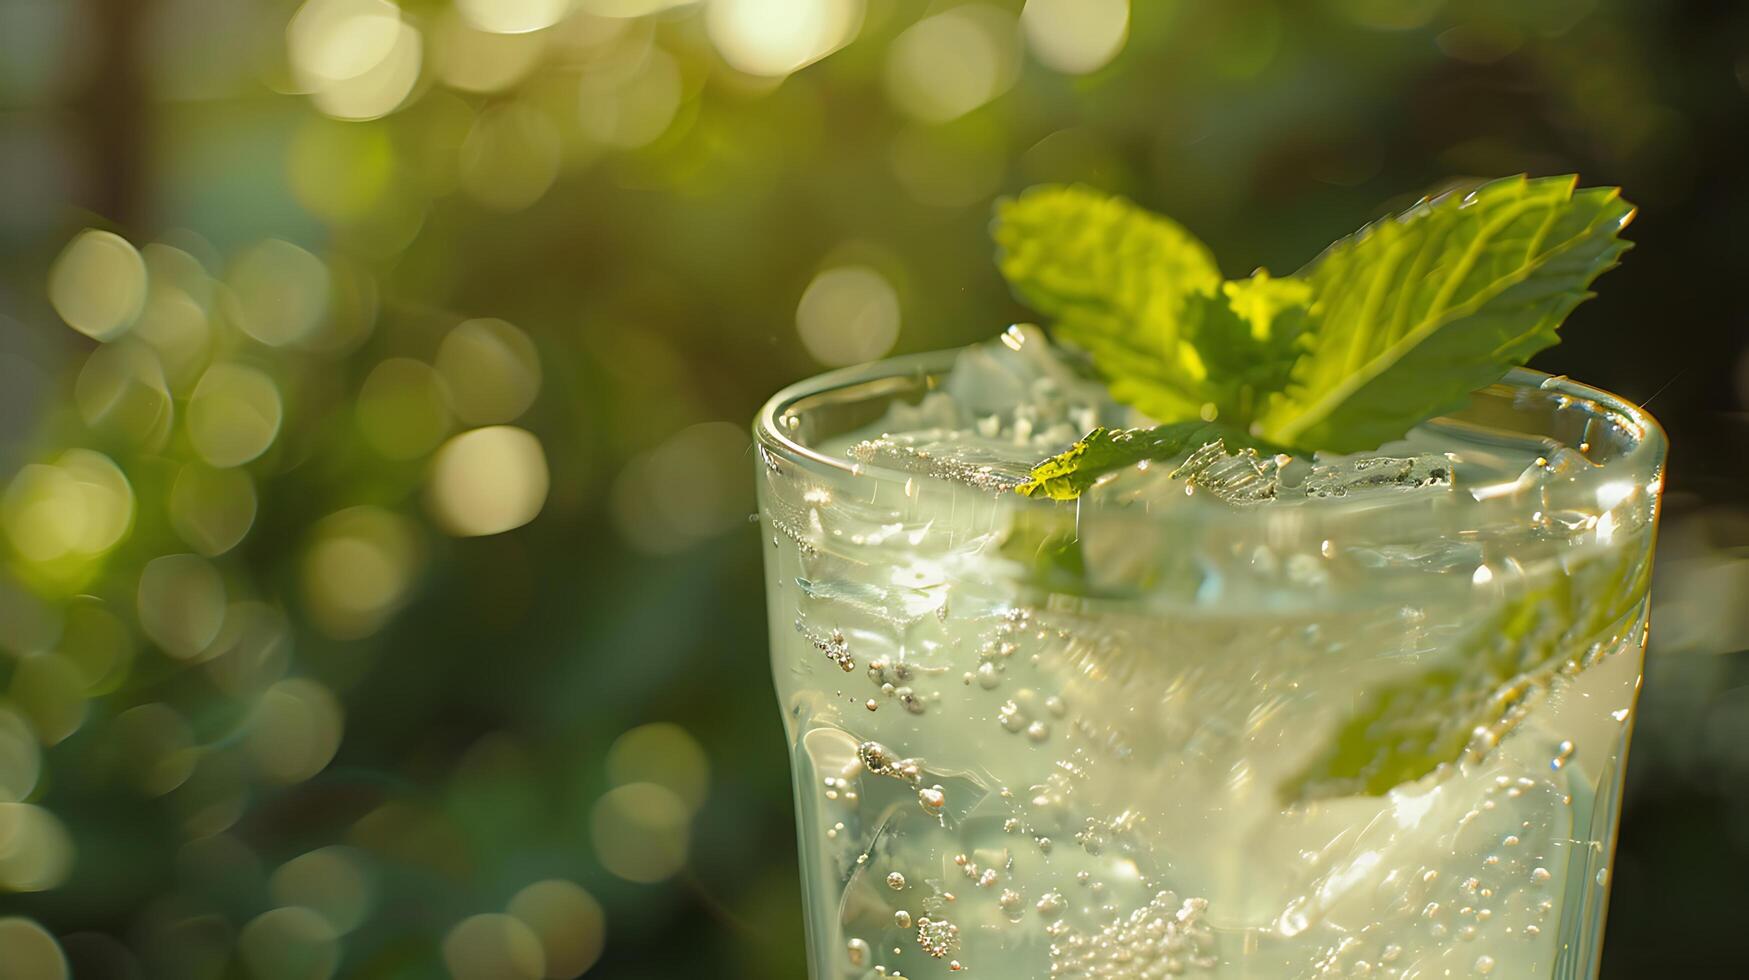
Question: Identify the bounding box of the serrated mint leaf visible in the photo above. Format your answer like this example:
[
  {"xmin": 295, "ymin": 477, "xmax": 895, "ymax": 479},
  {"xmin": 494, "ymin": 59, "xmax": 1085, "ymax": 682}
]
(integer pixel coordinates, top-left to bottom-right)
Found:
[
  {"xmin": 1282, "ymin": 539, "xmax": 1652, "ymax": 801},
  {"xmin": 1254, "ymin": 175, "xmax": 1636, "ymax": 452},
  {"xmin": 994, "ymin": 185, "xmax": 1225, "ymax": 422},
  {"xmin": 1014, "ymin": 422, "xmax": 1271, "ymax": 501}
]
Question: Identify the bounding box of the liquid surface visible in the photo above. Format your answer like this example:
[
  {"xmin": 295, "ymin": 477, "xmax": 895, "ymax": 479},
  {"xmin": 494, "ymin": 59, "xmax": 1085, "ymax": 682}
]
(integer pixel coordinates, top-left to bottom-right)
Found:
[{"xmin": 758, "ymin": 331, "xmax": 1657, "ymax": 979}]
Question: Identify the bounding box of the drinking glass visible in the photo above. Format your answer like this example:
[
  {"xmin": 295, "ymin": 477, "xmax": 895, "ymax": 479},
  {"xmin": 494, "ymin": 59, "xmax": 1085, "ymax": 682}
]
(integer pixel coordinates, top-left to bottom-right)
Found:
[{"xmin": 755, "ymin": 352, "xmax": 1664, "ymax": 979}]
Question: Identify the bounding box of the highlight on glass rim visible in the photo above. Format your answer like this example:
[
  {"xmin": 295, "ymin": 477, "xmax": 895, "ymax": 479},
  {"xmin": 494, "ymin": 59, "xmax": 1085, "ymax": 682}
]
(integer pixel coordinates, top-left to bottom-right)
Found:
[{"xmin": 0, "ymin": 3, "xmax": 1744, "ymax": 979}]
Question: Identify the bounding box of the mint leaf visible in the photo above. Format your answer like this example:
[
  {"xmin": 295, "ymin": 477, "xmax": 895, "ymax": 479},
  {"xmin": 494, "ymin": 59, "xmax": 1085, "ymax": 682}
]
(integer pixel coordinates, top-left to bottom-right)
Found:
[
  {"xmin": 1254, "ymin": 175, "xmax": 1636, "ymax": 452},
  {"xmin": 1282, "ymin": 539, "xmax": 1653, "ymax": 801},
  {"xmin": 994, "ymin": 185, "xmax": 1224, "ymax": 422},
  {"xmin": 1015, "ymin": 422, "xmax": 1274, "ymax": 501}
]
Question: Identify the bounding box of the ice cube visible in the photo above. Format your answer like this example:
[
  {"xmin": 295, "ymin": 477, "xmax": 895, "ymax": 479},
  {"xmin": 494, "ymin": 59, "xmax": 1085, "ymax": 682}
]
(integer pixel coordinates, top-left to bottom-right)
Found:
[
  {"xmin": 846, "ymin": 431, "xmax": 1035, "ymax": 494},
  {"xmin": 1171, "ymin": 440, "xmax": 1282, "ymax": 506},
  {"xmin": 1303, "ymin": 453, "xmax": 1454, "ymax": 499}
]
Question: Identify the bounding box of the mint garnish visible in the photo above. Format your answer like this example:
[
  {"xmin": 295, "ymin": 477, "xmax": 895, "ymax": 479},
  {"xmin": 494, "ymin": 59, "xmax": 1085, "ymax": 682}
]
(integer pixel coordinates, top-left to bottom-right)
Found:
[
  {"xmin": 1283, "ymin": 538, "xmax": 1653, "ymax": 801},
  {"xmin": 996, "ymin": 175, "xmax": 1635, "ymax": 498}
]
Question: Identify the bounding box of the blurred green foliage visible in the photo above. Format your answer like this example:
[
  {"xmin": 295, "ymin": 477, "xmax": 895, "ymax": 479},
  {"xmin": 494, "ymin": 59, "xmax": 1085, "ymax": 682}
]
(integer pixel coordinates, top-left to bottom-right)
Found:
[{"xmin": 0, "ymin": 0, "xmax": 1746, "ymax": 977}]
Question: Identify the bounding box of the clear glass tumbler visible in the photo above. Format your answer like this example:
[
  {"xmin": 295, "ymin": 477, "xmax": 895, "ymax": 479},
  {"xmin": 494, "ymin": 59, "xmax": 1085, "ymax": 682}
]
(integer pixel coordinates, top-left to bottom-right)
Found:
[{"xmin": 755, "ymin": 352, "xmax": 1664, "ymax": 980}]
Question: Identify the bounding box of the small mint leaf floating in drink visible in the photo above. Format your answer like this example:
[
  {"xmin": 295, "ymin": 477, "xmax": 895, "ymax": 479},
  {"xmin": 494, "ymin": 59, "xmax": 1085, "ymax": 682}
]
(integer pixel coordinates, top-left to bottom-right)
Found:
[
  {"xmin": 995, "ymin": 175, "xmax": 1635, "ymax": 497},
  {"xmin": 1014, "ymin": 422, "xmax": 1280, "ymax": 501},
  {"xmin": 1281, "ymin": 537, "xmax": 1654, "ymax": 802}
]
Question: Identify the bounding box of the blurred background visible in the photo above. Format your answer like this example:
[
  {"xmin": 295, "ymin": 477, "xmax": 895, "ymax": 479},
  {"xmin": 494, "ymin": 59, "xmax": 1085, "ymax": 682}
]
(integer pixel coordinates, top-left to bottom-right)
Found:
[{"xmin": 0, "ymin": 0, "xmax": 1745, "ymax": 976}]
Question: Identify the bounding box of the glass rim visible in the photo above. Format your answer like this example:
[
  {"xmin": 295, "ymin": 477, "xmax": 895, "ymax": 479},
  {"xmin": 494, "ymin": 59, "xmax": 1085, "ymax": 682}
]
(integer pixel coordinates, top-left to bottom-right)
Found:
[{"xmin": 753, "ymin": 348, "xmax": 1667, "ymax": 520}]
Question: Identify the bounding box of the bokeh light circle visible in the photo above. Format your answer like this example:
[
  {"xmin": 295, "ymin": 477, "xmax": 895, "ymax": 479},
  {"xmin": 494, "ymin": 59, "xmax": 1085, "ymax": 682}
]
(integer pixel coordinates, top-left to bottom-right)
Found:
[
  {"xmin": 225, "ymin": 240, "xmax": 331, "ymax": 347},
  {"xmin": 705, "ymin": 0, "xmax": 864, "ymax": 79},
  {"xmin": 270, "ymin": 847, "xmax": 376, "ymax": 935},
  {"xmin": 1, "ymin": 450, "xmax": 133, "ymax": 564},
  {"xmin": 461, "ymin": 104, "xmax": 562, "ymax": 211},
  {"xmin": 591, "ymin": 782, "xmax": 690, "ymax": 883},
  {"xmin": 170, "ymin": 464, "xmax": 258, "ymax": 556},
  {"xmin": 506, "ymin": 880, "xmax": 606, "ymax": 979},
  {"xmin": 0, "ymin": 709, "xmax": 40, "ymax": 803},
  {"xmin": 59, "ymin": 597, "xmax": 135, "ymax": 695},
  {"xmin": 0, "ymin": 804, "xmax": 76, "ymax": 891},
  {"xmin": 610, "ymin": 421, "xmax": 754, "ymax": 554},
  {"xmin": 137, "ymin": 554, "xmax": 227, "ymax": 660},
  {"xmin": 0, "ymin": 918, "xmax": 69, "ymax": 980},
  {"xmin": 74, "ymin": 341, "xmax": 174, "ymax": 450},
  {"xmin": 245, "ymin": 678, "xmax": 344, "ymax": 784},
  {"xmin": 435, "ymin": 318, "xmax": 542, "ymax": 425},
  {"xmin": 427, "ymin": 427, "xmax": 550, "ymax": 537},
  {"xmin": 303, "ymin": 506, "xmax": 422, "ymax": 639},
  {"xmin": 112, "ymin": 703, "xmax": 198, "ymax": 797},
  {"xmin": 606, "ymin": 723, "xmax": 710, "ymax": 812},
  {"xmin": 238, "ymin": 906, "xmax": 340, "ymax": 980},
  {"xmin": 456, "ymin": 0, "xmax": 569, "ymax": 35},
  {"xmin": 357, "ymin": 358, "xmax": 453, "ymax": 460},
  {"xmin": 187, "ymin": 363, "xmax": 283, "ymax": 468},
  {"xmin": 442, "ymin": 913, "xmax": 546, "ymax": 980},
  {"xmin": 1021, "ymin": 0, "xmax": 1129, "ymax": 75},
  {"xmin": 795, "ymin": 264, "xmax": 901, "ymax": 367},
  {"xmin": 9, "ymin": 654, "xmax": 88, "ymax": 745},
  {"xmin": 884, "ymin": 5, "xmax": 1020, "ymax": 122},
  {"xmin": 48, "ymin": 229, "xmax": 146, "ymax": 342}
]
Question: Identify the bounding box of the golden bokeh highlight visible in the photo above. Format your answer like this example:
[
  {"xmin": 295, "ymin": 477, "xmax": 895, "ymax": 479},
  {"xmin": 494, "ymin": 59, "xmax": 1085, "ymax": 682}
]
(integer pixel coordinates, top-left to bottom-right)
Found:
[
  {"xmin": 137, "ymin": 553, "xmax": 227, "ymax": 660},
  {"xmin": 442, "ymin": 913, "xmax": 546, "ymax": 980},
  {"xmin": 884, "ymin": 4, "xmax": 1020, "ymax": 123},
  {"xmin": 457, "ymin": 0, "xmax": 570, "ymax": 35},
  {"xmin": 591, "ymin": 782, "xmax": 690, "ymax": 883},
  {"xmin": 74, "ymin": 341, "xmax": 174, "ymax": 450},
  {"xmin": 890, "ymin": 120, "xmax": 1006, "ymax": 208},
  {"xmin": 506, "ymin": 880, "xmax": 606, "ymax": 979},
  {"xmin": 436, "ymin": 13, "xmax": 549, "ymax": 93},
  {"xmin": 705, "ymin": 0, "xmax": 863, "ymax": 79},
  {"xmin": 111, "ymin": 703, "xmax": 198, "ymax": 797},
  {"xmin": 238, "ymin": 906, "xmax": 340, "ymax": 980},
  {"xmin": 357, "ymin": 357, "xmax": 454, "ymax": 460},
  {"xmin": 795, "ymin": 264, "xmax": 901, "ymax": 367},
  {"xmin": 1021, "ymin": 0, "xmax": 1129, "ymax": 75},
  {"xmin": 0, "ymin": 803, "xmax": 76, "ymax": 891},
  {"xmin": 187, "ymin": 363, "xmax": 283, "ymax": 468},
  {"xmin": 9, "ymin": 653, "xmax": 88, "ymax": 745},
  {"xmin": 174, "ymin": 750, "xmax": 250, "ymax": 839},
  {"xmin": 0, "ymin": 918, "xmax": 68, "ymax": 980},
  {"xmin": 288, "ymin": 0, "xmax": 424, "ymax": 121},
  {"xmin": 225, "ymin": 239, "xmax": 331, "ymax": 347},
  {"xmin": 58, "ymin": 597, "xmax": 135, "ymax": 695},
  {"xmin": 0, "ymin": 709, "xmax": 40, "ymax": 803},
  {"xmin": 131, "ymin": 279, "xmax": 212, "ymax": 388},
  {"xmin": 577, "ymin": 48, "xmax": 683, "ymax": 149},
  {"xmin": 427, "ymin": 427, "xmax": 550, "ymax": 537},
  {"xmin": 461, "ymin": 103, "xmax": 563, "ymax": 211},
  {"xmin": 610, "ymin": 421, "xmax": 753, "ymax": 554},
  {"xmin": 204, "ymin": 601, "xmax": 293, "ymax": 698},
  {"xmin": 1, "ymin": 450, "xmax": 133, "ymax": 565},
  {"xmin": 435, "ymin": 318, "xmax": 542, "ymax": 425},
  {"xmin": 48, "ymin": 229, "xmax": 147, "ymax": 341},
  {"xmin": 170, "ymin": 464, "xmax": 258, "ymax": 556},
  {"xmin": 606, "ymin": 723, "xmax": 709, "ymax": 812},
  {"xmin": 270, "ymin": 846, "xmax": 376, "ymax": 934},
  {"xmin": 245, "ymin": 678, "xmax": 344, "ymax": 784},
  {"xmin": 302, "ymin": 506, "xmax": 422, "ymax": 639}
]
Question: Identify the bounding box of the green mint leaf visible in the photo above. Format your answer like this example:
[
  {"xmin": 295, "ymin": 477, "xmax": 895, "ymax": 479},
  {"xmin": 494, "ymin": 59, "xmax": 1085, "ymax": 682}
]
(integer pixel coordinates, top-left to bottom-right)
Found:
[
  {"xmin": 1282, "ymin": 540, "xmax": 1652, "ymax": 801},
  {"xmin": 1254, "ymin": 174, "xmax": 1636, "ymax": 452},
  {"xmin": 1014, "ymin": 422, "xmax": 1272, "ymax": 500},
  {"xmin": 994, "ymin": 185, "xmax": 1225, "ymax": 422}
]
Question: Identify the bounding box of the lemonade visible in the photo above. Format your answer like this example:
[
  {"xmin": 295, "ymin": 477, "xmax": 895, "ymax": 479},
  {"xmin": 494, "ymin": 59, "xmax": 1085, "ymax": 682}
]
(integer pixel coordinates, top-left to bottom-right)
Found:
[{"xmin": 755, "ymin": 329, "xmax": 1663, "ymax": 979}]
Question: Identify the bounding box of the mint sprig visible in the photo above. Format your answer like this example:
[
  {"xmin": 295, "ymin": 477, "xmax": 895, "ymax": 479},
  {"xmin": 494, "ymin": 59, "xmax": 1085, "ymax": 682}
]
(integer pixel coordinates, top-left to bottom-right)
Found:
[{"xmin": 996, "ymin": 176, "xmax": 1635, "ymax": 498}]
